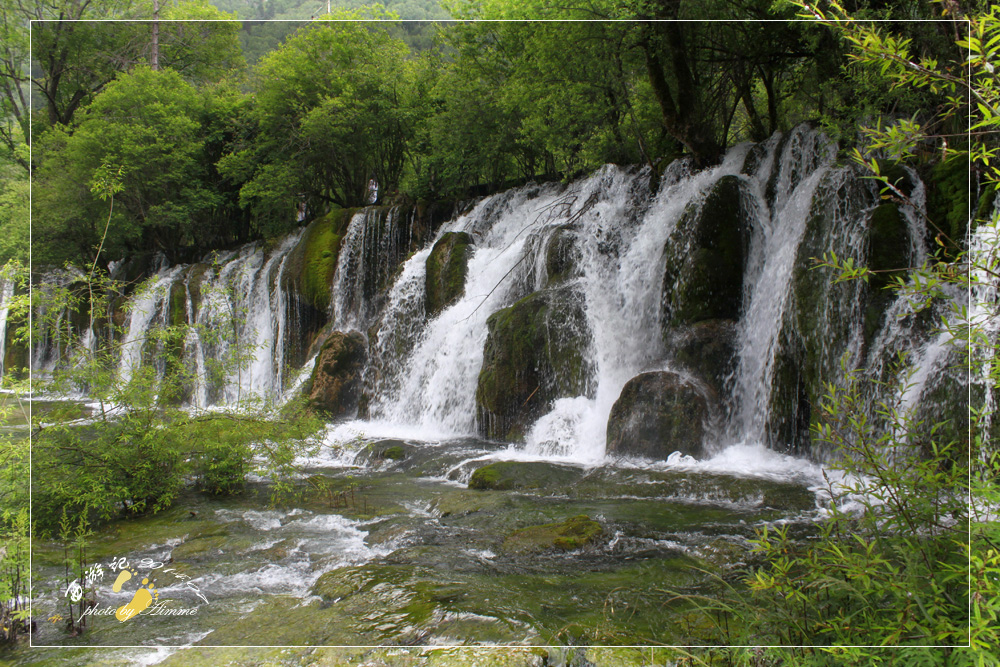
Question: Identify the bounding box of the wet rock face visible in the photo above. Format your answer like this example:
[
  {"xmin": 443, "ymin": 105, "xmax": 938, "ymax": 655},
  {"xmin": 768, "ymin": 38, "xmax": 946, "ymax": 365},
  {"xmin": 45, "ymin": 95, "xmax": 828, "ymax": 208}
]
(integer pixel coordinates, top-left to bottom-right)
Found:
[
  {"xmin": 606, "ymin": 371, "xmax": 710, "ymax": 460},
  {"xmin": 661, "ymin": 174, "xmax": 753, "ymax": 330},
  {"xmin": 543, "ymin": 225, "xmax": 581, "ymax": 286},
  {"xmin": 669, "ymin": 319, "xmax": 738, "ymax": 398},
  {"xmin": 467, "ymin": 461, "xmax": 584, "ymax": 491},
  {"xmin": 501, "ymin": 515, "xmax": 603, "ymax": 555},
  {"xmin": 425, "ymin": 231, "xmax": 474, "ymax": 317},
  {"xmin": 475, "ymin": 287, "xmax": 595, "ymax": 442},
  {"xmin": 306, "ymin": 331, "xmax": 368, "ymax": 418}
]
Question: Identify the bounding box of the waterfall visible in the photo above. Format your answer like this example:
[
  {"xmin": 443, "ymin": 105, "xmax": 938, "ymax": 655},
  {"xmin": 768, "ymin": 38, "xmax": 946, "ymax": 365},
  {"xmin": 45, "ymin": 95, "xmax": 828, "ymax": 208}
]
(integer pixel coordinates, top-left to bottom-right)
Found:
[
  {"xmin": 118, "ymin": 265, "xmax": 185, "ymax": 387},
  {"xmin": 188, "ymin": 231, "xmax": 303, "ymax": 406},
  {"xmin": 13, "ymin": 125, "xmax": 965, "ymax": 463},
  {"xmin": 971, "ymin": 198, "xmax": 1000, "ymax": 452},
  {"xmin": 729, "ymin": 128, "xmax": 837, "ymax": 445},
  {"xmin": 369, "ymin": 184, "xmax": 569, "ymax": 437},
  {"xmin": 331, "ymin": 206, "xmax": 412, "ymax": 331},
  {"xmin": 0, "ymin": 274, "xmax": 13, "ymax": 378}
]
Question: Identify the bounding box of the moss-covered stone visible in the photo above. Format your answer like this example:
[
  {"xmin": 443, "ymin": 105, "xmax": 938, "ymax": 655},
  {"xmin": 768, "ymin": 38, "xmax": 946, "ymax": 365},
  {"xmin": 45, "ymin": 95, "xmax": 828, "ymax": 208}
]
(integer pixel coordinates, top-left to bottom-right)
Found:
[
  {"xmin": 543, "ymin": 225, "xmax": 580, "ymax": 286},
  {"xmin": 306, "ymin": 330, "xmax": 368, "ymax": 418},
  {"xmin": 475, "ymin": 288, "xmax": 594, "ymax": 441},
  {"xmin": 864, "ymin": 201, "xmax": 911, "ymax": 344},
  {"xmin": 185, "ymin": 263, "xmax": 210, "ymax": 319},
  {"xmin": 467, "ymin": 461, "xmax": 584, "ymax": 491},
  {"xmin": 661, "ymin": 175, "xmax": 752, "ymax": 331},
  {"xmin": 288, "ymin": 209, "xmax": 352, "ymax": 312},
  {"xmin": 606, "ymin": 371, "xmax": 711, "ymax": 460},
  {"xmin": 425, "ymin": 231, "xmax": 474, "ymax": 317},
  {"xmin": 783, "ymin": 171, "xmax": 876, "ymax": 455},
  {"xmin": 925, "ymin": 155, "xmax": 971, "ymax": 257},
  {"xmin": 501, "ymin": 514, "xmax": 603, "ymax": 554},
  {"xmin": 425, "ymin": 647, "xmax": 548, "ymax": 667},
  {"xmin": 360, "ymin": 439, "xmax": 409, "ymax": 463},
  {"xmin": 669, "ymin": 319, "xmax": 737, "ymax": 397}
]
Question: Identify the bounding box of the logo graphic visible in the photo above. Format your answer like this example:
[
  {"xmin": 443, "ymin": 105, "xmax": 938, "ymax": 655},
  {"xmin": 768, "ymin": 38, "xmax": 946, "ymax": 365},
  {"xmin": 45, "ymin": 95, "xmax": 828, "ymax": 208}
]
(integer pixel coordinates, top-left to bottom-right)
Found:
[
  {"xmin": 62, "ymin": 555, "xmax": 206, "ymax": 625},
  {"xmin": 111, "ymin": 568, "xmax": 159, "ymax": 622}
]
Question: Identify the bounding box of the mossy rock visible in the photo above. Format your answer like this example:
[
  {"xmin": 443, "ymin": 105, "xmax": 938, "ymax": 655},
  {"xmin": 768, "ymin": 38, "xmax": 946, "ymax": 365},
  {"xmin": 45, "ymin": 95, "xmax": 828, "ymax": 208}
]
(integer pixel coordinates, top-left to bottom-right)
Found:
[
  {"xmin": 786, "ymin": 170, "xmax": 877, "ymax": 453},
  {"xmin": 359, "ymin": 439, "xmax": 410, "ymax": 463},
  {"xmin": 169, "ymin": 533, "xmax": 230, "ymax": 563},
  {"xmin": 606, "ymin": 371, "xmax": 711, "ymax": 460},
  {"xmin": 467, "ymin": 460, "xmax": 584, "ymax": 491},
  {"xmin": 669, "ymin": 319, "xmax": 737, "ymax": 397},
  {"xmin": 868, "ymin": 202, "xmax": 910, "ymax": 287},
  {"xmin": 184, "ymin": 263, "xmax": 210, "ymax": 318},
  {"xmin": 865, "ymin": 201, "xmax": 910, "ymax": 344},
  {"xmin": 762, "ymin": 324, "xmax": 812, "ymax": 456},
  {"xmin": 925, "ymin": 155, "xmax": 971, "ymax": 257},
  {"xmin": 286, "ymin": 209, "xmax": 353, "ymax": 312},
  {"xmin": 501, "ymin": 515, "xmax": 603, "ymax": 555},
  {"xmin": 544, "ymin": 225, "xmax": 581, "ymax": 285},
  {"xmin": 661, "ymin": 175, "xmax": 752, "ymax": 331},
  {"xmin": 425, "ymin": 647, "xmax": 548, "ymax": 667},
  {"xmin": 475, "ymin": 288, "xmax": 594, "ymax": 441},
  {"xmin": 425, "ymin": 231, "xmax": 474, "ymax": 317},
  {"xmin": 306, "ymin": 330, "xmax": 368, "ymax": 418},
  {"xmin": 168, "ymin": 279, "xmax": 188, "ymax": 327}
]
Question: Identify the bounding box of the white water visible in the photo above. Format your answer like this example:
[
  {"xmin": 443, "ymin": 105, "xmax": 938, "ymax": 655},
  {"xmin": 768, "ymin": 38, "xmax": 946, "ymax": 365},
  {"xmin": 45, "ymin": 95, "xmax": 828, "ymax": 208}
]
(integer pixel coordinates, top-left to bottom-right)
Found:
[
  {"xmin": 18, "ymin": 126, "xmax": 959, "ymax": 466},
  {"xmin": 0, "ymin": 274, "xmax": 13, "ymax": 377},
  {"xmin": 730, "ymin": 129, "xmax": 837, "ymax": 444}
]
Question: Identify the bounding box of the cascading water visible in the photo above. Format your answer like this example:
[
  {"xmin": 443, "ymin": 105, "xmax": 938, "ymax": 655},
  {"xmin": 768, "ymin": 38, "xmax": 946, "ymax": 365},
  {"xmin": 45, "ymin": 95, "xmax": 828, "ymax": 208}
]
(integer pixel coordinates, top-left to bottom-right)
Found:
[
  {"xmin": 186, "ymin": 231, "xmax": 303, "ymax": 406},
  {"xmin": 368, "ymin": 184, "xmax": 572, "ymax": 437},
  {"xmin": 118, "ymin": 265, "xmax": 186, "ymax": 387},
  {"xmin": 729, "ymin": 129, "xmax": 838, "ymax": 445},
  {"xmin": 0, "ymin": 274, "xmax": 13, "ymax": 377},
  {"xmin": 15, "ymin": 126, "xmax": 955, "ymax": 463},
  {"xmin": 331, "ymin": 206, "xmax": 412, "ymax": 331},
  {"xmin": 971, "ymin": 200, "xmax": 1000, "ymax": 449}
]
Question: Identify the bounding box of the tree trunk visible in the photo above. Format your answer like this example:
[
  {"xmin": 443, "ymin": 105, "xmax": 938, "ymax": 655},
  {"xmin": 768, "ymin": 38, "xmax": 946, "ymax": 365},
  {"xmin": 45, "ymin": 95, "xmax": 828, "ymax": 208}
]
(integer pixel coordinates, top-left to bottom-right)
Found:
[{"xmin": 152, "ymin": 0, "xmax": 160, "ymax": 71}]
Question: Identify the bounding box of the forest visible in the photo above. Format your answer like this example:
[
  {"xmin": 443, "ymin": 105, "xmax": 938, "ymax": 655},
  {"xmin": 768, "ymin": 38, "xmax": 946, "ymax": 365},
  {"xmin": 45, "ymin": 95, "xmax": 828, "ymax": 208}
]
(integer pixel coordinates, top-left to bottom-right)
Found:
[{"xmin": 0, "ymin": 0, "xmax": 997, "ymax": 664}]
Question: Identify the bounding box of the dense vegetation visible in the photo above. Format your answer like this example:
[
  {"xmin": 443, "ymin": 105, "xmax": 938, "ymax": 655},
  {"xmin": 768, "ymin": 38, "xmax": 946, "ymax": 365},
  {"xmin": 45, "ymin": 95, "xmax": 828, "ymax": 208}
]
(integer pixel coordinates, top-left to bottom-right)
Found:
[
  {"xmin": 0, "ymin": 0, "xmax": 996, "ymax": 661},
  {"xmin": 0, "ymin": 0, "xmax": 983, "ymax": 267}
]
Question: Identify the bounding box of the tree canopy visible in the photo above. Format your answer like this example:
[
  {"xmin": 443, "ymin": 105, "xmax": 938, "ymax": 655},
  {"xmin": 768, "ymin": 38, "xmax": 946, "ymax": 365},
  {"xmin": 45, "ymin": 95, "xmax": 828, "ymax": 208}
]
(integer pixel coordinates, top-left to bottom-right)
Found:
[{"xmin": 0, "ymin": 0, "xmax": 988, "ymax": 266}]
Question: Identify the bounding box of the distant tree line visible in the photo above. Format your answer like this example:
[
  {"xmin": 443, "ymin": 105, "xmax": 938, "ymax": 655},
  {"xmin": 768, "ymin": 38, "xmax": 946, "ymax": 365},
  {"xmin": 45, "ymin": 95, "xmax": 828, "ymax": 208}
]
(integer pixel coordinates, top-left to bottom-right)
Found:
[{"xmin": 0, "ymin": 0, "xmax": 985, "ymax": 267}]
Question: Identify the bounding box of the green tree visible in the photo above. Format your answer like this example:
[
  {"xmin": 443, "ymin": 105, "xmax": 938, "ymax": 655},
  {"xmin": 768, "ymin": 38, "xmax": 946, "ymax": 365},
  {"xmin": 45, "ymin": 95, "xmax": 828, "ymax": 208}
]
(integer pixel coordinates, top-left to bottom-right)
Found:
[
  {"xmin": 32, "ymin": 66, "xmax": 244, "ymax": 264},
  {"xmin": 0, "ymin": 0, "xmax": 241, "ymax": 159},
  {"xmin": 221, "ymin": 10, "xmax": 413, "ymax": 231}
]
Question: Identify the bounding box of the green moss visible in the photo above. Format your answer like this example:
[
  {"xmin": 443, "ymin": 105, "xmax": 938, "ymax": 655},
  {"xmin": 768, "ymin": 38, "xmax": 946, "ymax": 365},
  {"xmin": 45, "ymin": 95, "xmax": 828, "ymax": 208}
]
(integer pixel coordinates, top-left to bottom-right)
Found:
[
  {"xmin": 544, "ymin": 226, "xmax": 579, "ymax": 285},
  {"xmin": 661, "ymin": 175, "xmax": 749, "ymax": 329},
  {"xmin": 926, "ymin": 156, "xmax": 971, "ymax": 257},
  {"xmin": 186, "ymin": 263, "xmax": 209, "ymax": 318},
  {"xmin": 468, "ymin": 461, "xmax": 585, "ymax": 492},
  {"xmin": 469, "ymin": 464, "xmax": 505, "ymax": 489},
  {"xmin": 426, "ymin": 232, "xmax": 474, "ymax": 317},
  {"xmin": 168, "ymin": 280, "xmax": 187, "ymax": 327},
  {"xmin": 299, "ymin": 213, "xmax": 345, "ymax": 311},
  {"xmin": 362, "ymin": 440, "xmax": 408, "ymax": 462},
  {"xmin": 502, "ymin": 515, "xmax": 603, "ymax": 554},
  {"xmin": 475, "ymin": 289, "xmax": 593, "ymax": 441}
]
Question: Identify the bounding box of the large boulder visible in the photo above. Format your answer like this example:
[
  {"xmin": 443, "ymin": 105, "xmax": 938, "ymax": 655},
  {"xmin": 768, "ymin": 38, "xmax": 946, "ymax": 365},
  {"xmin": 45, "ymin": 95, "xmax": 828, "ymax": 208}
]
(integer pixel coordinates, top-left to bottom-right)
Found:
[
  {"xmin": 306, "ymin": 331, "xmax": 367, "ymax": 418},
  {"xmin": 425, "ymin": 231, "xmax": 474, "ymax": 317},
  {"xmin": 606, "ymin": 371, "xmax": 711, "ymax": 460},
  {"xmin": 284, "ymin": 209, "xmax": 353, "ymax": 313},
  {"xmin": 476, "ymin": 288, "xmax": 594, "ymax": 441},
  {"xmin": 661, "ymin": 175, "xmax": 753, "ymax": 331}
]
